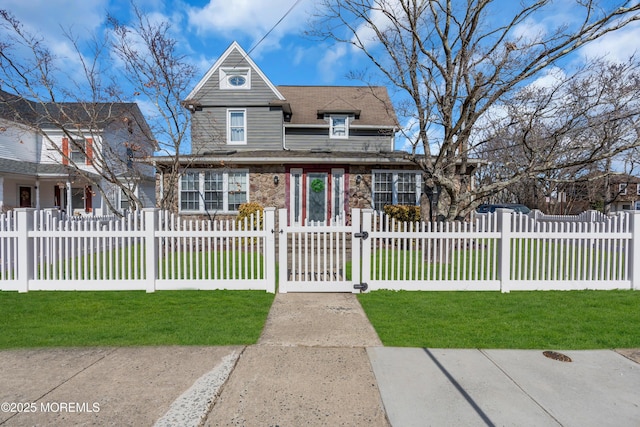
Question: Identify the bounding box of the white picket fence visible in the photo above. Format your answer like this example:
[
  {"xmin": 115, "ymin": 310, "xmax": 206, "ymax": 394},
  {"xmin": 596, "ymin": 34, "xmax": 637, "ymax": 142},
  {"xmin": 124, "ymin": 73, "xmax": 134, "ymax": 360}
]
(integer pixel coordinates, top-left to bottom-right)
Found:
[
  {"xmin": 0, "ymin": 208, "xmax": 276, "ymax": 292},
  {"xmin": 1, "ymin": 207, "xmax": 639, "ymax": 293},
  {"xmin": 362, "ymin": 209, "xmax": 639, "ymax": 291}
]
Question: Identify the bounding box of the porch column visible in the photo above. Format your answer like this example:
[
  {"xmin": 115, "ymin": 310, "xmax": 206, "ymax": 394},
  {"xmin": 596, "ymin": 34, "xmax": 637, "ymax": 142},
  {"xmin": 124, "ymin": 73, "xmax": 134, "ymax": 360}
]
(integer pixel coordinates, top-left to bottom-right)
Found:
[
  {"xmin": 35, "ymin": 179, "xmax": 40, "ymax": 210},
  {"xmin": 66, "ymin": 180, "xmax": 72, "ymax": 214},
  {"xmin": 0, "ymin": 176, "xmax": 4, "ymax": 211}
]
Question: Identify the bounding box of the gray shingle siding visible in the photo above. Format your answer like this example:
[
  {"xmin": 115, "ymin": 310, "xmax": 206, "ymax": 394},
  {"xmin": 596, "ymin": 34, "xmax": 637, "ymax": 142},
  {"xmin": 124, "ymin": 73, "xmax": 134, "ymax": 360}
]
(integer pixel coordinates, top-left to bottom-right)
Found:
[
  {"xmin": 192, "ymin": 106, "xmax": 283, "ymax": 153},
  {"xmin": 284, "ymin": 128, "xmax": 392, "ymax": 152},
  {"xmin": 192, "ymin": 51, "xmax": 280, "ymax": 106}
]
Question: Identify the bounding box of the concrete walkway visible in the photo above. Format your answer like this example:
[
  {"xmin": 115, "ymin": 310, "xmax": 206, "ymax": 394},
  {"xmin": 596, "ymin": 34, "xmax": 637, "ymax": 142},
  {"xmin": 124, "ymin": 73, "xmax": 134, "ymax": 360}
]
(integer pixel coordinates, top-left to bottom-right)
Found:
[{"xmin": 1, "ymin": 293, "xmax": 639, "ymax": 426}]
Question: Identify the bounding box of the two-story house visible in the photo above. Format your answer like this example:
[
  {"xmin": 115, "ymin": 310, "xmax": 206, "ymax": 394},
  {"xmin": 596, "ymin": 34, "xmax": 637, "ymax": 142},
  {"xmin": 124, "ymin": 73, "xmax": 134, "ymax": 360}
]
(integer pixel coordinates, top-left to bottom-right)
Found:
[
  {"xmin": 154, "ymin": 41, "xmax": 424, "ymax": 224},
  {"xmin": 0, "ymin": 89, "xmax": 156, "ymax": 215}
]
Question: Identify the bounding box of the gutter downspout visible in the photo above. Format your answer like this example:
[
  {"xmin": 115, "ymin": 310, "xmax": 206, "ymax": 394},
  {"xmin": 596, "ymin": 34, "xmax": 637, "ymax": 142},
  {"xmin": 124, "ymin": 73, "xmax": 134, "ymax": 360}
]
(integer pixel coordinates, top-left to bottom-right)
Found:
[{"xmin": 282, "ymin": 122, "xmax": 289, "ymax": 151}]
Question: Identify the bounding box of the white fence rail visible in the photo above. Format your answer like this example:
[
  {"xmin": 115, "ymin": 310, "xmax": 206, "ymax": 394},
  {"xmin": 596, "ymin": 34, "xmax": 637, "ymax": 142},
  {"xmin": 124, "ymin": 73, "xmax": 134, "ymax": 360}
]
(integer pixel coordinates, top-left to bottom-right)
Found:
[{"xmin": 0, "ymin": 208, "xmax": 276, "ymax": 292}]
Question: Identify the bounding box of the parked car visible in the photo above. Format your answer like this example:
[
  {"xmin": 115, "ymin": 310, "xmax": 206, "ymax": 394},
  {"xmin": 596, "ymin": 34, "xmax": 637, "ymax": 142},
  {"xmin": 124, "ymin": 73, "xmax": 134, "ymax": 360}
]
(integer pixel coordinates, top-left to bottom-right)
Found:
[{"xmin": 476, "ymin": 204, "xmax": 531, "ymax": 214}]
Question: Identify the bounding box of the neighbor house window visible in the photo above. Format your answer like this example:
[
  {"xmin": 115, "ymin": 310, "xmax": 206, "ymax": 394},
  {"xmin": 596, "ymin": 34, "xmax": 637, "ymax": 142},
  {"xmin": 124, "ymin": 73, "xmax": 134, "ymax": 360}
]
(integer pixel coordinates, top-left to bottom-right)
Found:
[
  {"xmin": 61, "ymin": 137, "xmax": 92, "ymax": 165},
  {"xmin": 619, "ymin": 183, "xmax": 628, "ymax": 195},
  {"xmin": 119, "ymin": 186, "xmax": 138, "ymax": 212},
  {"xmin": 227, "ymin": 109, "xmax": 246, "ymax": 144},
  {"xmin": 180, "ymin": 170, "xmax": 249, "ymax": 213},
  {"xmin": 330, "ymin": 115, "xmax": 348, "ymax": 139},
  {"xmin": 71, "ymin": 139, "xmax": 86, "ymax": 163},
  {"xmin": 372, "ymin": 170, "xmax": 421, "ymax": 211}
]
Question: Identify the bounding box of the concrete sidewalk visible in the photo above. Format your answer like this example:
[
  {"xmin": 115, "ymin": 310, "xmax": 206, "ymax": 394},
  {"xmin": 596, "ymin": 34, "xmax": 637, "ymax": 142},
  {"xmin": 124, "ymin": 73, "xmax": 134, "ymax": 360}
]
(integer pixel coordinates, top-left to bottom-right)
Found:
[{"xmin": 0, "ymin": 293, "xmax": 639, "ymax": 426}]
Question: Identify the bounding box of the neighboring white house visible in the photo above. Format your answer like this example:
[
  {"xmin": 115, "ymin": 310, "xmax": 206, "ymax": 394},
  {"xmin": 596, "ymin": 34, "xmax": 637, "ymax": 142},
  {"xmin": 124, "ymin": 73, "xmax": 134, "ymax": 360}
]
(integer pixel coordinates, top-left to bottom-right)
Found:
[{"xmin": 0, "ymin": 90, "xmax": 156, "ymax": 215}]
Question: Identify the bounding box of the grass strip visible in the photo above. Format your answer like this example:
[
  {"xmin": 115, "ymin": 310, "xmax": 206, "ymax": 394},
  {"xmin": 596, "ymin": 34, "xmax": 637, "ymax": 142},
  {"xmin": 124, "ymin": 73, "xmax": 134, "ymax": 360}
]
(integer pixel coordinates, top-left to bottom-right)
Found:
[
  {"xmin": 358, "ymin": 290, "xmax": 640, "ymax": 349},
  {"xmin": 0, "ymin": 290, "xmax": 274, "ymax": 348}
]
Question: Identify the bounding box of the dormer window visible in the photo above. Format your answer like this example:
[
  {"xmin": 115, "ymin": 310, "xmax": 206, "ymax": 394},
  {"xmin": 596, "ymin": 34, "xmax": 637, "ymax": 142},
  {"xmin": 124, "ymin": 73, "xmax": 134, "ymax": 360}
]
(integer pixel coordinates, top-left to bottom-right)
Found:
[
  {"xmin": 220, "ymin": 68, "xmax": 251, "ymax": 90},
  {"xmin": 330, "ymin": 115, "xmax": 349, "ymax": 139}
]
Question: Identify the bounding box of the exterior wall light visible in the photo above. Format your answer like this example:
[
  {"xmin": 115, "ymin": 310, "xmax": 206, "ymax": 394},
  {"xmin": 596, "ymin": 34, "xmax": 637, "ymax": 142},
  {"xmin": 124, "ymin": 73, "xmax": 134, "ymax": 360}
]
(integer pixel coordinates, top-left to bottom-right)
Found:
[
  {"xmin": 356, "ymin": 175, "xmax": 362, "ymax": 185},
  {"xmin": 274, "ymin": 175, "xmax": 279, "ymax": 185}
]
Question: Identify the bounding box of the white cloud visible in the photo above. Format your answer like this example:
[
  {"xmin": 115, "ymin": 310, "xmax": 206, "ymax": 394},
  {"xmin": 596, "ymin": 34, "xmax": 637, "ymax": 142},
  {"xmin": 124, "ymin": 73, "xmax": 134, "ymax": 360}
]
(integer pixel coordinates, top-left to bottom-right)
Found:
[
  {"xmin": 317, "ymin": 44, "xmax": 348, "ymax": 83},
  {"xmin": 186, "ymin": 0, "xmax": 314, "ymax": 49},
  {"xmin": 579, "ymin": 21, "xmax": 640, "ymax": 63},
  {"xmin": 529, "ymin": 66, "xmax": 566, "ymax": 89},
  {"xmin": 1, "ymin": 0, "xmax": 108, "ymax": 46}
]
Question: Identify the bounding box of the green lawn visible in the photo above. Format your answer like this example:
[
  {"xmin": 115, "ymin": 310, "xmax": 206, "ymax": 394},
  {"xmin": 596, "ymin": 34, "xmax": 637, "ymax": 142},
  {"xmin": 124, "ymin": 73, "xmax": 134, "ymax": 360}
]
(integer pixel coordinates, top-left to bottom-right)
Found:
[
  {"xmin": 358, "ymin": 290, "xmax": 640, "ymax": 349},
  {"xmin": 0, "ymin": 290, "xmax": 274, "ymax": 349}
]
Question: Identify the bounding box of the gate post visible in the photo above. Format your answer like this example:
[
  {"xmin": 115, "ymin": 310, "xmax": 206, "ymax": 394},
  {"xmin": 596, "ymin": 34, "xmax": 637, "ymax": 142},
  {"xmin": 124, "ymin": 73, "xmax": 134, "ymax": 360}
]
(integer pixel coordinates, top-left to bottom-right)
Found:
[
  {"xmin": 16, "ymin": 208, "xmax": 35, "ymax": 293},
  {"xmin": 264, "ymin": 208, "xmax": 276, "ymax": 293},
  {"xmin": 278, "ymin": 208, "xmax": 288, "ymax": 293},
  {"xmin": 361, "ymin": 209, "xmax": 374, "ymax": 291},
  {"xmin": 351, "ymin": 208, "xmax": 362, "ymax": 293}
]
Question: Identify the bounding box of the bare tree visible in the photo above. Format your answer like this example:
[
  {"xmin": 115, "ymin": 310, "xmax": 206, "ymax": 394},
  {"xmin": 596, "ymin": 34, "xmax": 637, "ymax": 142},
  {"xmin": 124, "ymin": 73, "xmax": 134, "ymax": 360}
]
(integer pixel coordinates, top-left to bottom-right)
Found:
[
  {"xmin": 309, "ymin": 0, "xmax": 640, "ymax": 219},
  {"xmin": 107, "ymin": 4, "xmax": 198, "ymax": 211},
  {"xmin": 476, "ymin": 59, "xmax": 640, "ymax": 214},
  {"xmin": 0, "ymin": 4, "xmax": 198, "ymax": 213}
]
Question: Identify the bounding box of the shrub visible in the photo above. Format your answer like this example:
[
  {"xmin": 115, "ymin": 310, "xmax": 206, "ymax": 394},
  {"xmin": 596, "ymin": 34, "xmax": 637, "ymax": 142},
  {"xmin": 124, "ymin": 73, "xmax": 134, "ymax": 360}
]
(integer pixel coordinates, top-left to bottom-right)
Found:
[
  {"xmin": 237, "ymin": 202, "xmax": 264, "ymax": 230},
  {"xmin": 383, "ymin": 205, "xmax": 421, "ymax": 223}
]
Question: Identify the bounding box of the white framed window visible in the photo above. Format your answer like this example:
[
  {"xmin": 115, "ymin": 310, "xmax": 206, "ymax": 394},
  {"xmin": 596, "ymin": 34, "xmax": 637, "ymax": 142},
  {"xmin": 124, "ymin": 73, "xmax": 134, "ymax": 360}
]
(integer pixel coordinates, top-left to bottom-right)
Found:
[
  {"xmin": 372, "ymin": 170, "xmax": 422, "ymax": 211},
  {"xmin": 290, "ymin": 168, "xmax": 303, "ymax": 225},
  {"xmin": 70, "ymin": 138, "xmax": 87, "ymax": 163},
  {"xmin": 119, "ymin": 186, "xmax": 138, "ymax": 212},
  {"xmin": 180, "ymin": 170, "xmax": 249, "ymax": 213},
  {"xmin": 619, "ymin": 183, "xmax": 628, "ymax": 195},
  {"xmin": 636, "ymin": 184, "xmax": 640, "ymax": 196},
  {"xmin": 332, "ymin": 168, "xmax": 345, "ymax": 221},
  {"xmin": 219, "ymin": 68, "xmax": 251, "ymax": 90},
  {"xmin": 227, "ymin": 109, "xmax": 247, "ymax": 145},
  {"xmin": 330, "ymin": 115, "xmax": 349, "ymax": 139}
]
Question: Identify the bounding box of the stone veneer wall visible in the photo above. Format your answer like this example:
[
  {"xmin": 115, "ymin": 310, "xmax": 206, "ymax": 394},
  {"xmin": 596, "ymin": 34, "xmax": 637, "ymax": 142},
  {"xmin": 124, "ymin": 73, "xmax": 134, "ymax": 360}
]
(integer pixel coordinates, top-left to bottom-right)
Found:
[{"xmin": 155, "ymin": 164, "xmax": 286, "ymax": 221}]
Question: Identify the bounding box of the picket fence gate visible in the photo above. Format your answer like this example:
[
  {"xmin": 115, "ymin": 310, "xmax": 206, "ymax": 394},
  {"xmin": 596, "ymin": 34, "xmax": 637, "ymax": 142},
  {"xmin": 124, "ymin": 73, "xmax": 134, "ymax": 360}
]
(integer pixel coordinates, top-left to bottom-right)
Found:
[{"xmin": 1, "ymin": 207, "xmax": 639, "ymax": 293}]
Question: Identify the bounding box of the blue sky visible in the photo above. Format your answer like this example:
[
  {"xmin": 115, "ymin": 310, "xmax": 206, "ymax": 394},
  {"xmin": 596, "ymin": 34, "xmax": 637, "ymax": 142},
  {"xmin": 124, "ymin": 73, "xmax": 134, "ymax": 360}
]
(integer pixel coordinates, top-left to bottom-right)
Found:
[
  {"xmin": 6, "ymin": 0, "xmax": 637, "ymax": 89},
  {"xmin": 2, "ymin": 0, "xmax": 639, "ymax": 153},
  {"xmin": 1, "ymin": 0, "xmax": 359, "ymax": 87}
]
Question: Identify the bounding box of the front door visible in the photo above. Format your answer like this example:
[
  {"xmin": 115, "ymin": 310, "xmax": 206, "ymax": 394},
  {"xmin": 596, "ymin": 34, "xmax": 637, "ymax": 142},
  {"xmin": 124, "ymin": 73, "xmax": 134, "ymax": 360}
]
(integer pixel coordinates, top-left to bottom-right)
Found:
[
  {"xmin": 289, "ymin": 167, "xmax": 345, "ymax": 225},
  {"xmin": 19, "ymin": 186, "xmax": 31, "ymax": 208},
  {"xmin": 307, "ymin": 172, "xmax": 328, "ymax": 223}
]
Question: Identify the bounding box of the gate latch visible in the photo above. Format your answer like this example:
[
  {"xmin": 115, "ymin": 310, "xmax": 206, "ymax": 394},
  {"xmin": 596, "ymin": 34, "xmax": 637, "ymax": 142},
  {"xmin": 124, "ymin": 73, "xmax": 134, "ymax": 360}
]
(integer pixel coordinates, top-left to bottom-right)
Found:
[
  {"xmin": 353, "ymin": 283, "xmax": 368, "ymax": 292},
  {"xmin": 354, "ymin": 231, "xmax": 369, "ymax": 240}
]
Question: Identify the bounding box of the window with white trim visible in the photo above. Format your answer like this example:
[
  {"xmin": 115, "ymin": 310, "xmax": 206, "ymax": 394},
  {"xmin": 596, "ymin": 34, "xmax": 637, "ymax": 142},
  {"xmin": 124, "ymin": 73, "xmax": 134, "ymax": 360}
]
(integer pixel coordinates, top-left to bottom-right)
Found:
[
  {"xmin": 372, "ymin": 171, "xmax": 421, "ymax": 211},
  {"xmin": 619, "ymin": 183, "xmax": 628, "ymax": 195},
  {"xmin": 119, "ymin": 187, "xmax": 138, "ymax": 212},
  {"xmin": 227, "ymin": 109, "xmax": 247, "ymax": 144},
  {"xmin": 70, "ymin": 138, "xmax": 87, "ymax": 163},
  {"xmin": 219, "ymin": 68, "xmax": 251, "ymax": 90},
  {"xmin": 330, "ymin": 115, "xmax": 348, "ymax": 139},
  {"xmin": 180, "ymin": 170, "xmax": 249, "ymax": 213},
  {"xmin": 332, "ymin": 168, "xmax": 345, "ymax": 221}
]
